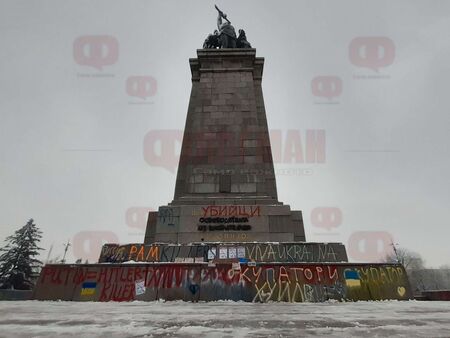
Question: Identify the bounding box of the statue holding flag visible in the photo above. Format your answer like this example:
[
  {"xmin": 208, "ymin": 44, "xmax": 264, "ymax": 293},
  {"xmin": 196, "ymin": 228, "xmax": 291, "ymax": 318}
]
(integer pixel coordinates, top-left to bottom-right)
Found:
[
  {"xmin": 203, "ymin": 6, "xmax": 251, "ymax": 49},
  {"xmin": 215, "ymin": 5, "xmax": 237, "ymax": 48}
]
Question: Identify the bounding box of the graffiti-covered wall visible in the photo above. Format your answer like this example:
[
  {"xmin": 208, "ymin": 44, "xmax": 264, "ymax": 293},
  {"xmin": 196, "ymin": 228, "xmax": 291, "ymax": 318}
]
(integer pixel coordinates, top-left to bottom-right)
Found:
[
  {"xmin": 33, "ymin": 263, "xmax": 412, "ymax": 302},
  {"xmin": 98, "ymin": 242, "xmax": 348, "ymax": 264}
]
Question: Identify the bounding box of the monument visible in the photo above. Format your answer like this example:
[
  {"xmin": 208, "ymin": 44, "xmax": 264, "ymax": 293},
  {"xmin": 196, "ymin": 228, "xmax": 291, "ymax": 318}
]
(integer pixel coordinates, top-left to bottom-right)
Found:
[
  {"xmin": 32, "ymin": 7, "xmax": 413, "ymax": 302},
  {"xmin": 145, "ymin": 5, "xmax": 305, "ymax": 245}
]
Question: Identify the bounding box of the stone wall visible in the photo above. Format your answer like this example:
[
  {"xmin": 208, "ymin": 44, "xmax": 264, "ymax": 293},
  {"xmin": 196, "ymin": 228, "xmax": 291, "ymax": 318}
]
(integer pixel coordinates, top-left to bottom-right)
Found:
[
  {"xmin": 33, "ymin": 263, "xmax": 413, "ymax": 302},
  {"xmin": 99, "ymin": 242, "xmax": 348, "ymax": 264},
  {"xmin": 0, "ymin": 289, "xmax": 33, "ymax": 301},
  {"xmin": 145, "ymin": 204, "xmax": 305, "ymax": 243}
]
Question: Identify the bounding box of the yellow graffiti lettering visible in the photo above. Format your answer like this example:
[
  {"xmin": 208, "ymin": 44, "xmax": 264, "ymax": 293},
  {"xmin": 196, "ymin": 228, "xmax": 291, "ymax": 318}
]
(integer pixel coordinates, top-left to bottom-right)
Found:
[
  {"xmin": 370, "ymin": 267, "xmax": 380, "ymax": 282},
  {"xmin": 292, "ymin": 282, "xmax": 304, "ymax": 302},
  {"xmin": 379, "ymin": 268, "xmax": 390, "ymax": 284},
  {"xmin": 278, "ymin": 281, "xmax": 291, "ymax": 302},
  {"xmin": 253, "ymin": 282, "xmax": 277, "ymax": 303}
]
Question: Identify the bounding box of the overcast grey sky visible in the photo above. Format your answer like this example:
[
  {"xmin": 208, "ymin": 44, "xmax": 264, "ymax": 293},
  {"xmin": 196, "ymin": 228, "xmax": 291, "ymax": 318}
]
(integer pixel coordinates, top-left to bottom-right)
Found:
[{"xmin": 1, "ymin": 0, "xmax": 449, "ymax": 266}]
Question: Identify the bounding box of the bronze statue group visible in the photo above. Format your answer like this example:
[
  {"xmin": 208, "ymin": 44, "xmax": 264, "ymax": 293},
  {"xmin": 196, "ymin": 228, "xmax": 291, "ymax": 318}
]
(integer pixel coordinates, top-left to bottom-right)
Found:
[{"xmin": 203, "ymin": 6, "xmax": 252, "ymax": 49}]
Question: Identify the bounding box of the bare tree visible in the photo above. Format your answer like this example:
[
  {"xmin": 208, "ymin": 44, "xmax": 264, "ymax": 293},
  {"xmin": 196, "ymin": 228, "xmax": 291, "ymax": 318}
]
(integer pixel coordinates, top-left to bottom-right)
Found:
[{"xmin": 384, "ymin": 247, "xmax": 425, "ymax": 271}]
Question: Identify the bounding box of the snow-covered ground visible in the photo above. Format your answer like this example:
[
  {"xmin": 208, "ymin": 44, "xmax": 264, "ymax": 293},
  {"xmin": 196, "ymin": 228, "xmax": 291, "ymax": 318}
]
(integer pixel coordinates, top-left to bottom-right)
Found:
[{"xmin": 0, "ymin": 301, "xmax": 449, "ymax": 337}]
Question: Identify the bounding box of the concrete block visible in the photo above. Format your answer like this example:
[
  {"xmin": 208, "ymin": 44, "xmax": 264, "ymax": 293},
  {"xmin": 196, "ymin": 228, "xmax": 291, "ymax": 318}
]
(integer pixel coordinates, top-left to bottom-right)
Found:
[
  {"xmin": 244, "ymin": 156, "xmax": 263, "ymax": 164},
  {"xmin": 243, "ymin": 139, "xmax": 259, "ymax": 147},
  {"xmin": 268, "ymin": 215, "xmax": 294, "ymax": 233},
  {"xmin": 203, "ymin": 105, "xmax": 218, "ymax": 112},
  {"xmin": 154, "ymin": 233, "xmax": 178, "ymax": 243},
  {"xmin": 239, "ymin": 183, "xmax": 257, "ymax": 193},
  {"xmin": 193, "ymin": 183, "xmax": 217, "ymax": 193}
]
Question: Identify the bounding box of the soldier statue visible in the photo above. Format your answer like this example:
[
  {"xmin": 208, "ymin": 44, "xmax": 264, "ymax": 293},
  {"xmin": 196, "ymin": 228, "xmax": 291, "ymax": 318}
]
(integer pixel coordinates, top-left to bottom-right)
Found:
[
  {"xmin": 216, "ymin": 6, "xmax": 237, "ymax": 48},
  {"xmin": 203, "ymin": 30, "xmax": 221, "ymax": 49},
  {"xmin": 237, "ymin": 29, "xmax": 252, "ymax": 48},
  {"xmin": 202, "ymin": 6, "xmax": 252, "ymax": 49}
]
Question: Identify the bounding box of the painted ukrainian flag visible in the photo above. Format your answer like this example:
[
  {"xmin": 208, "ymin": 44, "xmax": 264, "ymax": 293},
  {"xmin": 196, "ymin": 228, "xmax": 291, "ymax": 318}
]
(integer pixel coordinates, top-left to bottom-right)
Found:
[
  {"xmin": 81, "ymin": 282, "xmax": 97, "ymax": 296},
  {"xmin": 344, "ymin": 270, "xmax": 361, "ymax": 287}
]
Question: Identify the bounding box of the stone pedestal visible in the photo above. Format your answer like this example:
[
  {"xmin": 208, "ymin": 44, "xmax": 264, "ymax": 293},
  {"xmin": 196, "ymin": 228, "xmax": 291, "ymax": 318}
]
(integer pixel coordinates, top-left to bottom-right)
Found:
[
  {"xmin": 145, "ymin": 49, "xmax": 305, "ymax": 244},
  {"xmin": 175, "ymin": 49, "xmax": 276, "ymax": 201}
]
